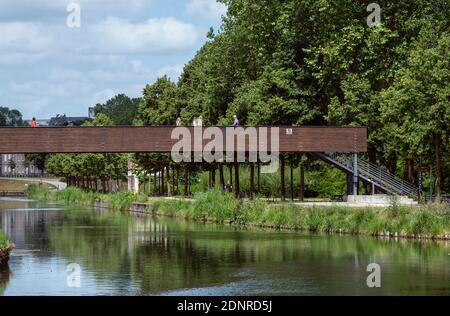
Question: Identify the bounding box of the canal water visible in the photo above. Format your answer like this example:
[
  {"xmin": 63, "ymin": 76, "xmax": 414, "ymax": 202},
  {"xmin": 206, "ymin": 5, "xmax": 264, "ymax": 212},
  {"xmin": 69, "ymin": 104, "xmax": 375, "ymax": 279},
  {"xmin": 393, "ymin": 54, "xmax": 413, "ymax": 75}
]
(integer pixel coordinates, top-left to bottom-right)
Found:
[{"xmin": 0, "ymin": 197, "xmax": 449, "ymax": 296}]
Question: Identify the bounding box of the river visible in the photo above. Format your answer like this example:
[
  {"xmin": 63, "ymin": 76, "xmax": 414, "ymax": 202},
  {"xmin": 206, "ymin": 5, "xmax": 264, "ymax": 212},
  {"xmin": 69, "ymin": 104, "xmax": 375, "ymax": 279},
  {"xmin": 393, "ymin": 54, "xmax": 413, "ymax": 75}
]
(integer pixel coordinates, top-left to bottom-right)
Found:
[{"xmin": 0, "ymin": 197, "xmax": 449, "ymax": 296}]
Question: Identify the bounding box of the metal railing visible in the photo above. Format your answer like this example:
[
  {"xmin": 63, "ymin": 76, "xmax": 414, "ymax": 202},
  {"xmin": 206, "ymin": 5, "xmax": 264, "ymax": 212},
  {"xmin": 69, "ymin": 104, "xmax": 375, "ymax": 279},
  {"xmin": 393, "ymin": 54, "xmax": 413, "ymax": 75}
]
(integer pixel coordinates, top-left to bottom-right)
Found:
[{"xmin": 319, "ymin": 153, "xmax": 418, "ymax": 199}]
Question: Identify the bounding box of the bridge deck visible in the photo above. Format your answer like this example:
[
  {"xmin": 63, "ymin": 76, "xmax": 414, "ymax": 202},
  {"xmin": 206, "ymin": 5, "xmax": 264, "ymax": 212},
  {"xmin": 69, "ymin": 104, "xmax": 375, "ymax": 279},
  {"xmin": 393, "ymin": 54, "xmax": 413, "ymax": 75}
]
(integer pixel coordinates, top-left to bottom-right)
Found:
[{"xmin": 0, "ymin": 126, "xmax": 367, "ymax": 154}]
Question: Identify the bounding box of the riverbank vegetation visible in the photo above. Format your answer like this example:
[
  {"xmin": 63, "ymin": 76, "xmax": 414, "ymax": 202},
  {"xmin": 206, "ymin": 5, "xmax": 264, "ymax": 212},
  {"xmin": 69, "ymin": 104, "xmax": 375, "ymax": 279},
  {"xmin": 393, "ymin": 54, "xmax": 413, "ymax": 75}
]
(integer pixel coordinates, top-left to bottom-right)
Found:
[
  {"xmin": 0, "ymin": 179, "xmax": 52, "ymax": 192},
  {"xmin": 28, "ymin": 185, "xmax": 450, "ymax": 240},
  {"xmin": 0, "ymin": 229, "xmax": 10, "ymax": 249},
  {"xmin": 26, "ymin": 184, "xmax": 138, "ymax": 211},
  {"xmin": 152, "ymin": 190, "xmax": 450, "ymax": 239}
]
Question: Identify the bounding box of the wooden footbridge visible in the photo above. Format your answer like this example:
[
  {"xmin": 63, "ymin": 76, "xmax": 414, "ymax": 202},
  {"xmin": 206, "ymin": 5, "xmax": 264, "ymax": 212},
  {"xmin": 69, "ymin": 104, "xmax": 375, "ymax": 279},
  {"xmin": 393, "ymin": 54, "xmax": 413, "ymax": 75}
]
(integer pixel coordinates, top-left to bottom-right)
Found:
[{"xmin": 0, "ymin": 126, "xmax": 366, "ymax": 153}]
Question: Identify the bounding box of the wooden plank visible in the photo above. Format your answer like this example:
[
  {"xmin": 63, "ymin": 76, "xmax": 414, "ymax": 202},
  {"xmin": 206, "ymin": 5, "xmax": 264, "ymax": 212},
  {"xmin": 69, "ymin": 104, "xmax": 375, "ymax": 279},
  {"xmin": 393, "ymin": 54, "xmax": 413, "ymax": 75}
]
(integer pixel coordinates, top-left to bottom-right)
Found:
[{"xmin": 0, "ymin": 126, "xmax": 367, "ymax": 153}]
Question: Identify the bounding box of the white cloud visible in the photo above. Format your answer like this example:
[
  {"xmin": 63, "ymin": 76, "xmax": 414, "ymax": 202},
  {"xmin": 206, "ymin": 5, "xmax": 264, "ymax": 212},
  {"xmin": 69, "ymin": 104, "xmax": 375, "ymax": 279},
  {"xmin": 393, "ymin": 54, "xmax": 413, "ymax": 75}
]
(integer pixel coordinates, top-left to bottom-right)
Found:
[
  {"xmin": 0, "ymin": 22, "xmax": 53, "ymax": 53},
  {"xmin": 89, "ymin": 89, "xmax": 117, "ymax": 105},
  {"xmin": 157, "ymin": 64, "xmax": 184, "ymax": 81},
  {"xmin": 187, "ymin": 0, "xmax": 227, "ymax": 20},
  {"xmin": 90, "ymin": 17, "xmax": 199, "ymax": 54},
  {"xmin": 0, "ymin": 0, "xmax": 152, "ymax": 22}
]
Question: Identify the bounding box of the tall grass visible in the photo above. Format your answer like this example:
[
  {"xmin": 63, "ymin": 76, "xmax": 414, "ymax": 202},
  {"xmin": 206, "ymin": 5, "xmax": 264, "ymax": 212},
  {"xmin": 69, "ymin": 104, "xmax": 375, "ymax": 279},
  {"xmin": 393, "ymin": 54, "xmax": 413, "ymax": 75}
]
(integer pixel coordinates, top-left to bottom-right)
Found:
[
  {"xmin": 152, "ymin": 191, "xmax": 450, "ymax": 239},
  {"xmin": 108, "ymin": 191, "xmax": 135, "ymax": 210},
  {"xmin": 0, "ymin": 229, "xmax": 9, "ymax": 249},
  {"xmin": 192, "ymin": 189, "xmax": 237, "ymax": 222},
  {"xmin": 27, "ymin": 184, "xmax": 139, "ymax": 211}
]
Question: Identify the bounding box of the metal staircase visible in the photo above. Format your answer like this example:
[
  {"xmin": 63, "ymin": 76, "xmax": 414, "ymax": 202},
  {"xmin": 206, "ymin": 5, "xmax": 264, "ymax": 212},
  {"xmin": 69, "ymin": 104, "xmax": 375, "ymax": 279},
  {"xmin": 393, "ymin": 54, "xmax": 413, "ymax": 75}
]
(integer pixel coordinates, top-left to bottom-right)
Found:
[{"xmin": 311, "ymin": 153, "xmax": 418, "ymax": 199}]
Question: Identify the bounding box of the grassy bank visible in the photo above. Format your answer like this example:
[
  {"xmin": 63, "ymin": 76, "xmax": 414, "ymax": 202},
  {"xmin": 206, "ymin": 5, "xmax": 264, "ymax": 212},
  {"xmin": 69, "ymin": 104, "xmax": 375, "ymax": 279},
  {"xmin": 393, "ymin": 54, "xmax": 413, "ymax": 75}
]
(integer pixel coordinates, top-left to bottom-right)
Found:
[
  {"xmin": 152, "ymin": 190, "xmax": 450, "ymax": 240},
  {"xmin": 0, "ymin": 229, "xmax": 10, "ymax": 249},
  {"xmin": 26, "ymin": 184, "xmax": 145, "ymax": 211},
  {"xmin": 26, "ymin": 185, "xmax": 450, "ymax": 240},
  {"xmin": 0, "ymin": 179, "xmax": 52, "ymax": 192}
]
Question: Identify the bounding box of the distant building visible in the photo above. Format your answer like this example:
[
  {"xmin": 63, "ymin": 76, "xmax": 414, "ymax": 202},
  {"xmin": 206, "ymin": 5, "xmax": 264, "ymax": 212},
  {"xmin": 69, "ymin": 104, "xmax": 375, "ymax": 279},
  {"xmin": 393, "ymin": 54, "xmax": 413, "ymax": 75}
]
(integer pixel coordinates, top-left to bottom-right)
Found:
[
  {"xmin": 48, "ymin": 114, "xmax": 91, "ymax": 127},
  {"xmin": 0, "ymin": 154, "xmax": 42, "ymax": 177}
]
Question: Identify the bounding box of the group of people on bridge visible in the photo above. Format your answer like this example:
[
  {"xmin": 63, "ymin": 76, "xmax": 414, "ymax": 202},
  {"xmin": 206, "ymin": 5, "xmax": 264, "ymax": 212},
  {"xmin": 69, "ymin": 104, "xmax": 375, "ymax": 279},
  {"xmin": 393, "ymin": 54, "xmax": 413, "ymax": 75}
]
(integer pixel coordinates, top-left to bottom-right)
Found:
[{"xmin": 176, "ymin": 115, "xmax": 240, "ymax": 127}]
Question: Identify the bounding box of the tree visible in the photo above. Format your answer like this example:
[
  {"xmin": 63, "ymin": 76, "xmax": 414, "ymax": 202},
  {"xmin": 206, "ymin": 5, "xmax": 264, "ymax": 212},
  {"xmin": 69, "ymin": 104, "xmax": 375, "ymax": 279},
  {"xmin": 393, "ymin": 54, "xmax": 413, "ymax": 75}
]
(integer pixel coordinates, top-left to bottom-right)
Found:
[
  {"xmin": 0, "ymin": 107, "xmax": 25, "ymax": 126},
  {"xmin": 94, "ymin": 94, "xmax": 140, "ymax": 125},
  {"xmin": 381, "ymin": 30, "xmax": 450, "ymax": 196}
]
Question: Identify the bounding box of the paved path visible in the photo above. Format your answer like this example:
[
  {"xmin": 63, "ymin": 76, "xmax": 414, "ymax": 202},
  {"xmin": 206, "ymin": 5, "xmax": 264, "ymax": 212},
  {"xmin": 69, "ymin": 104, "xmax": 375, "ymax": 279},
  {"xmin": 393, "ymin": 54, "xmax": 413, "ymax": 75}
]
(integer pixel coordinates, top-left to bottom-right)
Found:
[{"xmin": 0, "ymin": 177, "xmax": 67, "ymax": 190}]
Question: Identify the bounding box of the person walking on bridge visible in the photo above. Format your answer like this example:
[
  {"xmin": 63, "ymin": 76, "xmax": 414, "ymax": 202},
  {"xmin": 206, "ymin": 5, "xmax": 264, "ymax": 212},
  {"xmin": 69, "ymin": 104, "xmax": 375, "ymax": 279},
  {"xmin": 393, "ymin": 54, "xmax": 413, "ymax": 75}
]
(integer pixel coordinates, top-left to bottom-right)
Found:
[
  {"xmin": 31, "ymin": 117, "xmax": 37, "ymax": 127},
  {"xmin": 232, "ymin": 115, "xmax": 240, "ymax": 127}
]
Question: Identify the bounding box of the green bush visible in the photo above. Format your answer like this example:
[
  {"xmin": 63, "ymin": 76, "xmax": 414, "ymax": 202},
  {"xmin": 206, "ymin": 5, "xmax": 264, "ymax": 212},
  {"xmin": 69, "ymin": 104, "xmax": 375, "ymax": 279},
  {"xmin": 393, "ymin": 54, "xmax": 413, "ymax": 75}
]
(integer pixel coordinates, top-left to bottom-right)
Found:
[
  {"xmin": 193, "ymin": 189, "xmax": 237, "ymax": 222},
  {"xmin": 153, "ymin": 199, "xmax": 193, "ymax": 217},
  {"xmin": 0, "ymin": 229, "xmax": 9, "ymax": 249},
  {"xmin": 235, "ymin": 199, "xmax": 266, "ymax": 225},
  {"xmin": 53, "ymin": 187, "xmax": 98, "ymax": 206},
  {"xmin": 136, "ymin": 193, "xmax": 149, "ymax": 203},
  {"xmin": 108, "ymin": 191, "xmax": 135, "ymax": 210},
  {"xmin": 27, "ymin": 184, "xmax": 51, "ymax": 200}
]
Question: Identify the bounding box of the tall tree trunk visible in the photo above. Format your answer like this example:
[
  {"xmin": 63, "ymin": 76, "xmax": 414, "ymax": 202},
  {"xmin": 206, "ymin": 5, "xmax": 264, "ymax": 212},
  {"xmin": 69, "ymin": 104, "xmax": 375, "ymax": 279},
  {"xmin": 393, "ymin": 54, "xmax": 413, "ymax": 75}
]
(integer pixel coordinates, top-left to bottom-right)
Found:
[
  {"xmin": 148, "ymin": 173, "xmax": 151, "ymax": 195},
  {"xmin": 158, "ymin": 169, "xmax": 164, "ymax": 196},
  {"xmin": 228, "ymin": 164, "xmax": 233, "ymax": 187},
  {"xmin": 219, "ymin": 164, "xmax": 225, "ymax": 190},
  {"xmin": 154, "ymin": 172, "xmax": 157, "ymax": 196},
  {"xmin": 211, "ymin": 165, "xmax": 216, "ymax": 188},
  {"xmin": 249, "ymin": 162, "xmax": 255, "ymax": 199},
  {"xmin": 435, "ymin": 138, "xmax": 443, "ymax": 198},
  {"xmin": 184, "ymin": 168, "xmax": 189, "ymax": 197},
  {"xmin": 208, "ymin": 169, "xmax": 212, "ymax": 189},
  {"xmin": 280, "ymin": 155, "xmax": 286, "ymax": 201},
  {"xmin": 388, "ymin": 156, "xmax": 397, "ymax": 175},
  {"xmin": 257, "ymin": 162, "xmax": 261, "ymax": 194},
  {"xmin": 176, "ymin": 168, "xmax": 179, "ymax": 195},
  {"xmin": 166, "ymin": 166, "xmax": 171, "ymax": 196},
  {"xmin": 172, "ymin": 166, "xmax": 175, "ymax": 195},
  {"xmin": 290, "ymin": 157, "xmax": 294, "ymax": 201},
  {"xmin": 234, "ymin": 162, "xmax": 240, "ymax": 198},
  {"xmin": 161, "ymin": 168, "xmax": 165, "ymax": 196},
  {"xmin": 299, "ymin": 165, "xmax": 305, "ymax": 201},
  {"xmin": 404, "ymin": 159, "xmax": 415, "ymax": 184}
]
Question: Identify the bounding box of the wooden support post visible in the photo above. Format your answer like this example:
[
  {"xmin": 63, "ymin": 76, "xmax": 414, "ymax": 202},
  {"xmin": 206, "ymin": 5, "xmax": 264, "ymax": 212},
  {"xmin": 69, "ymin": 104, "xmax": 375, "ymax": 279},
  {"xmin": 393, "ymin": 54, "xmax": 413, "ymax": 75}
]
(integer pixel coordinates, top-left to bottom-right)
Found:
[{"xmin": 300, "ymin": 165, "xmax": 305, "ymax": 202}]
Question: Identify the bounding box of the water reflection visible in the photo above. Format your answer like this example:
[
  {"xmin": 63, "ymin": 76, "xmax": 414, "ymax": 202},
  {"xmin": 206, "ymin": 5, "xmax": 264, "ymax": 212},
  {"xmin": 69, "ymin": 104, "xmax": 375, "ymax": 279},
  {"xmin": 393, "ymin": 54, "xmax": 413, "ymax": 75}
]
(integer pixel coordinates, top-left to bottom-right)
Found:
[{"xmin": 0, "ymin": 198, "xmax": 449, "ymax": 295}]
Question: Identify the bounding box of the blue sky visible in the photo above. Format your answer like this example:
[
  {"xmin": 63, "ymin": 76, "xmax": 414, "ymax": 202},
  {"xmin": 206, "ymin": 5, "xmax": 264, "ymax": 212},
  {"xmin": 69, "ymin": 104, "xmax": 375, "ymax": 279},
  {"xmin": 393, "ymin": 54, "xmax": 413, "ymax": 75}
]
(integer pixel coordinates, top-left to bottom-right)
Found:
[{"xmin": 0, "ymin": 0, "xmax": 227, "ymax": 119}]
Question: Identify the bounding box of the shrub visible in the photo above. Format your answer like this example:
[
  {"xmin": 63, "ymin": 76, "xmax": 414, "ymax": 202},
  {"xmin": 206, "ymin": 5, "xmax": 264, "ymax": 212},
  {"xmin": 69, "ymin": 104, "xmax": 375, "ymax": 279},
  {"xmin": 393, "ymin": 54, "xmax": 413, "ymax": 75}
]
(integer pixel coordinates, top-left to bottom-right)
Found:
[
  {"xmin": 193, "ymin": 189, "xmax": 237, "ymax": 222},
  {"xmin": 236, "ymin": 199, "xmax": 266, "ymax": 225},
  {"xmin": 108, "ymin": 191, "xmax": 135, "ymax": 210},
  {"xmin": 0, "ymin": 229, "xmax": 9, "ymax": 249}
]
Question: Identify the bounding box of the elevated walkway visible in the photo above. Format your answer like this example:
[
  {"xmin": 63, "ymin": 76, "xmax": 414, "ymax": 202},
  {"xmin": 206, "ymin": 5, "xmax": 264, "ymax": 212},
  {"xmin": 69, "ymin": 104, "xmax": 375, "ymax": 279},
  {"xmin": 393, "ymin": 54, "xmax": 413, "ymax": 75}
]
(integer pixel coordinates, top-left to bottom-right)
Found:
[{"xmin": 311, "ymin": 153, "xmax": 418, "ymax": 200}]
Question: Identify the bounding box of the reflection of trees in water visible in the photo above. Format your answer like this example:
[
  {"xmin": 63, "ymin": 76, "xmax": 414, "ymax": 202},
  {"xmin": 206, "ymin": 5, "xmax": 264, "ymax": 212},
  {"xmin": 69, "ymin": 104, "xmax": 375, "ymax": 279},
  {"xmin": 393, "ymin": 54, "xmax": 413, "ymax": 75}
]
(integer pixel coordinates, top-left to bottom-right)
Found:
[
  {"xmin": 45, "ymin": 209, "xmax": 450, "ymax": 295},
  {"xmin": 0, "ymin": 199, "xmax": 63, "ymax": 251},
  {"xmin": 0, "ymin": 264, "xmax": 11, "ymax": 296},
  {"xmin": 3, "ymin": 200, "xmax": 449, "ymax": 295}
]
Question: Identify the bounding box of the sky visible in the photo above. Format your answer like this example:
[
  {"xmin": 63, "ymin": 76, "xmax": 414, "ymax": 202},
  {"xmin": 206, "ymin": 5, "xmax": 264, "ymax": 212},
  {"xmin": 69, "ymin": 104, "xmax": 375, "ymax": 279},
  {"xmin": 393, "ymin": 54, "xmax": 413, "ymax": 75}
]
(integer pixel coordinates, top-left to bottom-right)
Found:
[{"xmin": 0, "ymin": 0, "xmax": 227, "ymax": 119}]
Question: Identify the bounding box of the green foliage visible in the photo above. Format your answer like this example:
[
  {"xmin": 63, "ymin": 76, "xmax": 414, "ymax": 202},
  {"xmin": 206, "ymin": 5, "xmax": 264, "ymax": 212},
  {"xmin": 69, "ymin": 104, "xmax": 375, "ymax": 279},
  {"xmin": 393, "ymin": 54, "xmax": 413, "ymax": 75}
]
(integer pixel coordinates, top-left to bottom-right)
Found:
[
  {"xmin": 43, "ymin": 114, "xmax": 128, "ymax": 192},
  {"xmin": 151, "ymin": 190, "xmax": 450, "ymax": 238},
  {"xmin": 0, "ymin": 229, "xmax": 9, "ymax": 249},
  {"xmin": 192, "ymin": 189, "xmax": 237, "ymax": 222},
  {"xmin": 94, "ymin": 94, "xmax": 140, "ymax": 125},
  {"xmin": 53, "ymin": 187, "xmax": 98, "ymax": 206},
  {"xmin": 0, "ymin": 106, "xmax": 25, "ymax": 126},
  {"xmin": 108, "ymin": 191, "xmax": 135, "ymax": 211}
]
